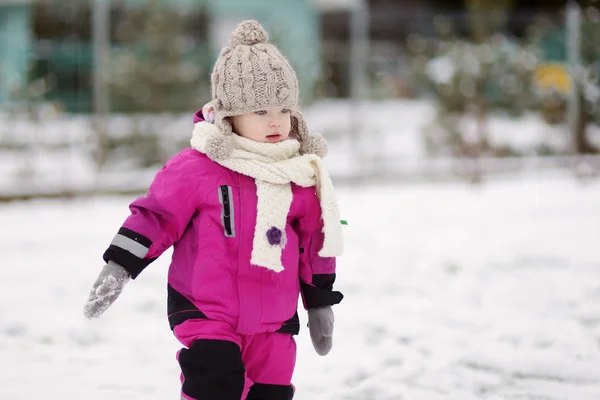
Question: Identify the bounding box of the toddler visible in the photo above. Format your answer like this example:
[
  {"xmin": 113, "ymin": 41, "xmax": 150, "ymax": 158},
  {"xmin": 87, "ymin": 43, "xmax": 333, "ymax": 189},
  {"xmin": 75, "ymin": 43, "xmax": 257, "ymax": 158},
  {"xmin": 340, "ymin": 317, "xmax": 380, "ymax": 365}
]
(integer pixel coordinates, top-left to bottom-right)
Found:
[{"xmin": 84, "ymin": 20, "xmax": 344, "ymax": 400}]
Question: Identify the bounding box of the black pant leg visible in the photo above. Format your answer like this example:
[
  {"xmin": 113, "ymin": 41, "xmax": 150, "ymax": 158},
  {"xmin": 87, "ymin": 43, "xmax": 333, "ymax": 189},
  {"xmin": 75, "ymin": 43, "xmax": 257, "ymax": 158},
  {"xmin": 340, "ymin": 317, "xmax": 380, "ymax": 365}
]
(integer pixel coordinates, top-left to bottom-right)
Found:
[
  {"xmin": 245, "ymin": 383, "xmax": 294, "ymax": 400},
  {"xmin": 178, "ymin": 339, "xmax": 245, "ymax": 400}
]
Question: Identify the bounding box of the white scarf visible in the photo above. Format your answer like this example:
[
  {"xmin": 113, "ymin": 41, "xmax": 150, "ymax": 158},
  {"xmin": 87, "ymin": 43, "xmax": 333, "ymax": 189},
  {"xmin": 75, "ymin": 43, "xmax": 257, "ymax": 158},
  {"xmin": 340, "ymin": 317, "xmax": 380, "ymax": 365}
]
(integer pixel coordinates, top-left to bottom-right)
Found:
[{"xmin": 191, "ymin": 122, "xmax": 343, "ymax": 272}]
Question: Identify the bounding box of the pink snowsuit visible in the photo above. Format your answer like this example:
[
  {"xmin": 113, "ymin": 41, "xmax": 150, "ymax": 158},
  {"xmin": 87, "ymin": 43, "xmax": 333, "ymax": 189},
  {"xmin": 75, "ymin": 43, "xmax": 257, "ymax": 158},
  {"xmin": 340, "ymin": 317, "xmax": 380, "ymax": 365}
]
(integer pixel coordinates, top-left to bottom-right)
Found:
[{"xmin": 102, "ymin": 110, "xmax": 343, "ymax": 400}]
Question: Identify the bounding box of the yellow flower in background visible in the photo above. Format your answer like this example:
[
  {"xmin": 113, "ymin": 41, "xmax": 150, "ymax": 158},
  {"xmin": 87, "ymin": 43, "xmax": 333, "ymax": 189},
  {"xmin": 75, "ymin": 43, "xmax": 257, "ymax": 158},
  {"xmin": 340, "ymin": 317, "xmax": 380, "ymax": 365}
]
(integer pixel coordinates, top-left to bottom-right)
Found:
[{"xmin": 534, "ymin": 63, "xmax": 572, "ymax": 94}]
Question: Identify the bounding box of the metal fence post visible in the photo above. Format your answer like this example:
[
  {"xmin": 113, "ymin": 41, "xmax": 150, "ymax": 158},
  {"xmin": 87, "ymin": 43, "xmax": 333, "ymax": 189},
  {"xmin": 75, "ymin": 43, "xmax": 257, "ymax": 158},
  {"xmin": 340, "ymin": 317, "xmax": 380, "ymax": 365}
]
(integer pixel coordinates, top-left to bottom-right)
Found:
[
  {"xmin": 92, "ymin": 0, "xmax": 110, "ymax": 166},
  {"xmin": 566, "ymin": 0, "xmax": 581, "ymax": 155}
]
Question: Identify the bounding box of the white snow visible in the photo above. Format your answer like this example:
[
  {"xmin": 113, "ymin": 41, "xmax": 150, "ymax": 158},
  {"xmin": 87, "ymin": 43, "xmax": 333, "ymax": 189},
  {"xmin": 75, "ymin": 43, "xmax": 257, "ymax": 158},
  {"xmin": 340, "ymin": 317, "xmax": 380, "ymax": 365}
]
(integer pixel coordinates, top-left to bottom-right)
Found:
[{"xmin": 2, "ymin": 172, "xmax": 600, "ymax": 399}]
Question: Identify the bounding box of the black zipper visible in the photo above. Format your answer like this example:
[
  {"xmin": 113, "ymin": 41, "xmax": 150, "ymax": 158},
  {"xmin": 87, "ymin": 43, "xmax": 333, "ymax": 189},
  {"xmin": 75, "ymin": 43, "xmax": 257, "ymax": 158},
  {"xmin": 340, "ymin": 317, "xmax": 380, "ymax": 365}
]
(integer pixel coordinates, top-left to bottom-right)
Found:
[{"xmin": 219, "ymin": 185, "xmax": 235, "ymax": 237}]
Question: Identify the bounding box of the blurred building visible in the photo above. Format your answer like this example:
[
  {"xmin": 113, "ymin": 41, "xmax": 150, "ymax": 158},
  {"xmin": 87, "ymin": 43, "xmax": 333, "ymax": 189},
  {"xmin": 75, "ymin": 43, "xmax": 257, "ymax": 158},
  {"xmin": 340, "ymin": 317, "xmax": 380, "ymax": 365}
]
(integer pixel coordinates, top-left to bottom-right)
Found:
[
  {"xmin": 0, "ymin": 0, "xmax": 321, "ymax": 112},
  {"xmin": 0, "ymin": 0, "xmax": 582, "ymax": 111}
]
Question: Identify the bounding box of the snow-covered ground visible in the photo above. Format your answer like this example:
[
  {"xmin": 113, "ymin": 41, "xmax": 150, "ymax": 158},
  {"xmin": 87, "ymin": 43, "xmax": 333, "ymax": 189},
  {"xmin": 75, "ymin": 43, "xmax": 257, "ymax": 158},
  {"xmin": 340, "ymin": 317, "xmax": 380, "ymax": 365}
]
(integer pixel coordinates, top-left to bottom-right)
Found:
[{"xmin": 2, "ymin": 173, "xmax": 600, "ymax": 399}]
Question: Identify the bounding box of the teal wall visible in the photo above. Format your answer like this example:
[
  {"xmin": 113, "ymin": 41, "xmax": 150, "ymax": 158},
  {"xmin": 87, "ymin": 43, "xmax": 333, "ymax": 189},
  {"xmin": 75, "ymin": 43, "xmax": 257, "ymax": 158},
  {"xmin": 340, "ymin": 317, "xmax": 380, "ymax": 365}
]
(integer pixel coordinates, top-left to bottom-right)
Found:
[{"xmin": 0, "ymin": 4, "xmax": 32, "ymax": 102}]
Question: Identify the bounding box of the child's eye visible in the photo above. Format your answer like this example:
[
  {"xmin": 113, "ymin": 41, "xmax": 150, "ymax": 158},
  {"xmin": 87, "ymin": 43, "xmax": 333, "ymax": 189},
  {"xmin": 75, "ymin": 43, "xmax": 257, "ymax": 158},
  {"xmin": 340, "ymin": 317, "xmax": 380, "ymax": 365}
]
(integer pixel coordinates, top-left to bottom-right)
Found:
[
  {"xmin": 255, "ymin": 110, "xmax": 267, "ymax": 116},
  {"xmin": 281, "ymin": 108, "xmax": 290, "ymax": 113}
]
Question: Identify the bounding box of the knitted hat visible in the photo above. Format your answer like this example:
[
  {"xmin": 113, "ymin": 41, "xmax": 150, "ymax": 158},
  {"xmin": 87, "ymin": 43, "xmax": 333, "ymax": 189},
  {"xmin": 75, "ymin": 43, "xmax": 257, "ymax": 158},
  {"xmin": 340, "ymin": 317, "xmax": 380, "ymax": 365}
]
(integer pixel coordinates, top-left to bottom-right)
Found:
[{"xmin": 205, "ymin": 20, "xmax": 327, "ymax": 160}]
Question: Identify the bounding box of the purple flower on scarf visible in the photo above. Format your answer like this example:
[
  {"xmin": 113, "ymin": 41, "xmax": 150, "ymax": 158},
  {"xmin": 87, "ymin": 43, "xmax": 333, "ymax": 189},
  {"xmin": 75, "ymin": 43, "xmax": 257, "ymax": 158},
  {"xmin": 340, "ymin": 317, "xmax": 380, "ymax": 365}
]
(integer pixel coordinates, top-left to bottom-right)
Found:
[{"xmin": 266, "ymin": 227, "xmax": 283, "ymax": 245}]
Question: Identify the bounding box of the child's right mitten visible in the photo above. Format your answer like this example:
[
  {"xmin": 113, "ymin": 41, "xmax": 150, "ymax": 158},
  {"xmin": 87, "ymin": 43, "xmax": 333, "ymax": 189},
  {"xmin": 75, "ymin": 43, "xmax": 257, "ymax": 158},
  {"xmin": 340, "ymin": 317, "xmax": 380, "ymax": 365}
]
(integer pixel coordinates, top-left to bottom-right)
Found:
[{"xmin": 83, "ymin": 261, "xmax": 130, "ymax": 319}]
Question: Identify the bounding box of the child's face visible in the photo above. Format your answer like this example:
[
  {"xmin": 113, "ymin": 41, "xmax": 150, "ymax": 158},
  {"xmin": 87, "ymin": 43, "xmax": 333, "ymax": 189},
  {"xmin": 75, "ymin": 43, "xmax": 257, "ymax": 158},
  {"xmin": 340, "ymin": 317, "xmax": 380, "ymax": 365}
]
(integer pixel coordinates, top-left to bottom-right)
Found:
[{"xmin": 232, "ymin": 107, "xmax": 292, "ymax": 143}]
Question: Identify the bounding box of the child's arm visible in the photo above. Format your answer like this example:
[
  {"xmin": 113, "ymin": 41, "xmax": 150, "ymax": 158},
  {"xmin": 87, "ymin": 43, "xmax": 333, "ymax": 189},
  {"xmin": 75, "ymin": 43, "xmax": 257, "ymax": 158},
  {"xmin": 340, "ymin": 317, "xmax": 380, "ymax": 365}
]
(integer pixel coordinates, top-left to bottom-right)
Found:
[
  {"xmin": 295, "ymin": 190, "xmax": 343, "ymax": 355},
  {"xmin": 295, "ymin": 191, "xmax": 344, "ymax": 311},
  {"xmin": 103, "ymin": 153, "xmax": 201, "ymax": 279},
  {"xmin": 84, "ymin": 152, "xmax": 201, "ymax": 319}
]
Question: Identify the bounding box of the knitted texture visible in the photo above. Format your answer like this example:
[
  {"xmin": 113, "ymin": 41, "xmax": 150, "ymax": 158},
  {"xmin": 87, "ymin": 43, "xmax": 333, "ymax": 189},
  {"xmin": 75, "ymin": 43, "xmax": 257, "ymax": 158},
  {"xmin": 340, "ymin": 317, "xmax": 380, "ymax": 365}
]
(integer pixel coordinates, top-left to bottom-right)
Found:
[{"xmin": 206, "ymin": 20, "xmax": 326, "ymax": 160}]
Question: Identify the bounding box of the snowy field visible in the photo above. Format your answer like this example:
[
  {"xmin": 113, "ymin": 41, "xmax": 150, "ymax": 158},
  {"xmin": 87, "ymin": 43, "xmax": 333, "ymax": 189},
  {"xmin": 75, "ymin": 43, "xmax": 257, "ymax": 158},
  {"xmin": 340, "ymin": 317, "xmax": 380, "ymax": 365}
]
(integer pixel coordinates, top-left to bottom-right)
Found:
[{"xmin": 2, "ymin": 173, "xmax": 600, "ymax": 399}]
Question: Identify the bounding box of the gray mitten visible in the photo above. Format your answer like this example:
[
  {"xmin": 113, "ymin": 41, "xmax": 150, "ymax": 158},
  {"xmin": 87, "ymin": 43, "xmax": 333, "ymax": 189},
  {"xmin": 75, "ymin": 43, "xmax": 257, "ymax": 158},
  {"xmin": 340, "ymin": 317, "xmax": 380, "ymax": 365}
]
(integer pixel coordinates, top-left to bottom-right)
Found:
[
  {"xmin": 83, "ymin": 261, "xmax": 130, "ymax": 319},
  {"xmin": 307, "ymin": 306, "xmax": 335, "ymax": 356}
]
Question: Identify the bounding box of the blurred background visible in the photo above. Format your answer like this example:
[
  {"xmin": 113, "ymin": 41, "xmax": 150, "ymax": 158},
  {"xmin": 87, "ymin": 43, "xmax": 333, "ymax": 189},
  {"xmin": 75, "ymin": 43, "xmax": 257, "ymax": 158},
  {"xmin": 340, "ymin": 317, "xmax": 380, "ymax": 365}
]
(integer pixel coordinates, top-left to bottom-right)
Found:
[
  {"xmin": 2, "ymin": 0, "xmax": 600, "ymax": 199},
  {"xmin": 2, "ymin": 2, "xmax": 600, "ymax": 399}
]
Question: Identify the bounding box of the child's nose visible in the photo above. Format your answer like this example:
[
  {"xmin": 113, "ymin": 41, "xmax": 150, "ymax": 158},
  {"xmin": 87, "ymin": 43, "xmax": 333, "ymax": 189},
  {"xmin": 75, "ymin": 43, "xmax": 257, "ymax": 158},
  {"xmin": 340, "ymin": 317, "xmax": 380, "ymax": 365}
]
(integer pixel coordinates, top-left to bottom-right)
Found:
[{"xmin": 269, "ymin": 120, "xmax": 280, "ymax": 128}]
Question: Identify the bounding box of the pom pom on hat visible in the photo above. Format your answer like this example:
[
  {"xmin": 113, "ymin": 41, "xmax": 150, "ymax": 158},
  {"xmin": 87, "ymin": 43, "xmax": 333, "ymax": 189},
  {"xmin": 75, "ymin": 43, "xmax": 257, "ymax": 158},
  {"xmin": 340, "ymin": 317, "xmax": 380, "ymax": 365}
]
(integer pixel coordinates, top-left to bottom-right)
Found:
[{"xmin": 229, "ymin": 20, "xmax": 269, "ymax": 47}]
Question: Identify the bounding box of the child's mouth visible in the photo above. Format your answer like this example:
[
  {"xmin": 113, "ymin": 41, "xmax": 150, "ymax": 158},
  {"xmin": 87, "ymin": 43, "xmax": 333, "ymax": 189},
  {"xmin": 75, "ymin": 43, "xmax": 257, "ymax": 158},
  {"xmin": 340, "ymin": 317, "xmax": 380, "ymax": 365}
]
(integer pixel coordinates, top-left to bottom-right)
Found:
[{"xmin": 266, "ymin": 134, "xmax": 281, "ymax": 142}]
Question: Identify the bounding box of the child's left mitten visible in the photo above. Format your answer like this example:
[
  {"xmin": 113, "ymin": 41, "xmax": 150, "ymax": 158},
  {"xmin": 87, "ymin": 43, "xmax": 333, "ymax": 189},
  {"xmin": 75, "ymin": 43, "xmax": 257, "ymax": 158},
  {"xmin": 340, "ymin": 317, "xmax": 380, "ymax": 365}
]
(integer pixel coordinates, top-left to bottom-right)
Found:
[{"xmin": 307, "ymin": 306, "xmax": 335, "ymax": 356}]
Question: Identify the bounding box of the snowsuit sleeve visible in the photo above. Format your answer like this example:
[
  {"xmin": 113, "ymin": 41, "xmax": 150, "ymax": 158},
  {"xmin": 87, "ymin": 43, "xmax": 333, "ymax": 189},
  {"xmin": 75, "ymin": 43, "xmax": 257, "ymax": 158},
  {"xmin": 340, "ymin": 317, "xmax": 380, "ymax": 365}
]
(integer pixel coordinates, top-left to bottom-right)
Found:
[
  {"xmin": 102, "ymin": 152, "xmax": 201, "ymax": 279},
  {"xmin": 295, "ymin": 189, "xmax": 344, "ymax": 309}
]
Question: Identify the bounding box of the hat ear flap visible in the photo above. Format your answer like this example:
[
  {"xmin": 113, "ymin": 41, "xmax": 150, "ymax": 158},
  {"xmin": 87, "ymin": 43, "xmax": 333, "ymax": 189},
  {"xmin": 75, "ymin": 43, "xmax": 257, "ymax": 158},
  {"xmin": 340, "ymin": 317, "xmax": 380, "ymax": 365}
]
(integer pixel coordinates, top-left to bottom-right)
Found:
[
  {"xmin": 300, "ymin": 131, "xmax": 328, "ymax": 158},
  {"xmin": 202, "ymin": 115, "xmax": 233, "ymax": 160},
  {"xmin": 291, "ymin": 111, "xmax": 328, "ymax": 158},
  {"xmin": 289, "ymin": 114, "xmax": 302, "ymax": 142}
]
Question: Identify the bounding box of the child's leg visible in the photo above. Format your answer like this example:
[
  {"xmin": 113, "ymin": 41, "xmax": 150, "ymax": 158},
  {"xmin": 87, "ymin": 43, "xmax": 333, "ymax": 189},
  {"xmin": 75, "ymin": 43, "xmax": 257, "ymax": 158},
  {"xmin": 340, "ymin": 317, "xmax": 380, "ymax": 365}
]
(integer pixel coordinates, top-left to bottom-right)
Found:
[
  {"xmin": 242, "ymin": 332, "xmax": 296, "ymax": 400},
  {"xmin": 175, "ymin": 319, "xmax": 251, "ymax": 400}
]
